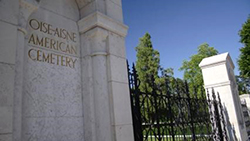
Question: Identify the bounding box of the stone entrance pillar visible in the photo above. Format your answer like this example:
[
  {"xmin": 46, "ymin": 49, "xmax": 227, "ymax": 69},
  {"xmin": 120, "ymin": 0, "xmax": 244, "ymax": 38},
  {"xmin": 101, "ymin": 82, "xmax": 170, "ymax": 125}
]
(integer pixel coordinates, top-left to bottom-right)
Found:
[
  {"xmin": 0, "ymin": 0, "xmax": 134, "ymax": 141},
  {"xmin": 199, "ymin": 52, "xmax": 248, "ymax": 141},
  {"xmin": 78, "ymin": 2, "xmax": 134, "ymax": 140}
]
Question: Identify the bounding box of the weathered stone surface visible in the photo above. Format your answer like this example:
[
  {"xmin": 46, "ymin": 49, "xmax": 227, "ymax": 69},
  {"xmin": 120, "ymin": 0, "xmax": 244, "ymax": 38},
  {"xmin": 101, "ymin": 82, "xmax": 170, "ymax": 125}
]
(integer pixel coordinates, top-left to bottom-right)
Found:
[
  {"xmin": 108, "ymin": 32, "xmax": 126, "ymax": 58},
  {"xmin": 106, "ymin": 0, "xmax": 123, "ymax": 22},
  {"xmin": 108, "ymin": 55, "xmax": 128, "ymax": 83},
  {"xmin": 0, "ymin": 134, "xmax": 12, "ymax": 141},
  {"xmin": 22, "ymin": 54, "xmax": 82, "ymax": 117},
  {"xmin": 114, "ymin": 124, "xmax": 134, "ymax": 141},
  {"xmin": 0, "ymin": 0, "xmax": 18, "ymax": 24},
  {"xmin": 21, "ymin": 3, "xmax": 83, "ymax": 140},
  {"xmin": 0, "ymin": 63, "xmax": 14, "ymax": 140},
  {"xmin": 22, "ymin": 117, "xmax": 83, "ymax": 141},
  {"xmin": 0, "ymin": 107, "xmax": 13, "ymax": 134},
  {"xmin": 0, "ymin": 21, "xmax": 17, "ymax": 64},
  {"xmin": 109, "ymin": 82, "xmax": 132, "ymax": 125},
  {"xmin": 0, "ymin": 63, "xmax": 15, "ymax": 107},
  {"xmin": 39, "ymin": 0, "xmax": 79, "ymax": 21},
  {"xmin": 79, "ymin": 0, "xmax": 107, "ymax": 19}
]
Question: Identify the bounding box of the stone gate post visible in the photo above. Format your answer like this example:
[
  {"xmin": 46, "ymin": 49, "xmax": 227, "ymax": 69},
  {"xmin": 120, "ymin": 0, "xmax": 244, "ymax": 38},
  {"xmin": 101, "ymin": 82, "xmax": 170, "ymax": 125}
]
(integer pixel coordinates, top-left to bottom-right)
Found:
[
  {"xmin": 199, "ymin": 52, "xmax": 248, "ymax": 141},
  {"xmin": 78, "ymin": 1, "xmax": 134, "ymax": 141}
]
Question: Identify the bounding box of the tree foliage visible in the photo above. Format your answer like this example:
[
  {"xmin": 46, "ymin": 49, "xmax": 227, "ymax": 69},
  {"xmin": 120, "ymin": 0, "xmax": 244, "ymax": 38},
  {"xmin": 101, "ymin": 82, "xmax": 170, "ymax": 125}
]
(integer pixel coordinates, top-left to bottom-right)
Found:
[
  {"xmin": 179, "ymin": 43, "xmax": 218, "ymax": 96},
  {"xmin": 135, "ymin": 32, "xmax": 187, "ymax": 95},
  {"xmin": 238, "ymin": 16, "xmax": 250, "ymax": 78},
  {"xmin": 135, "ymin": 33, "xmax": 160, "ymax": 92},
  {"xmin": 236, "ymin": 76, "xmax": 250, "ymax": 95},
  {"xmin": 158, "ymin": 67, "xmax": 185, "ymax": 94}
]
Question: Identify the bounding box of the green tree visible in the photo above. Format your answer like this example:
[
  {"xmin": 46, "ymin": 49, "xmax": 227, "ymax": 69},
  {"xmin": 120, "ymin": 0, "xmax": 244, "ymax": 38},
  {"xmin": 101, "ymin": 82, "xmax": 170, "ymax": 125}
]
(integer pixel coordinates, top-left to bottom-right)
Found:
[
  {"xmin": 179, "ymin": 43, "xmax": 218, "ymax": 97},
  {"xmin": 135, "ymin": 33, "xmax": 160, "ymax": 92},
  {"xmin": 238, "ymin": 16, "xmax": 250, "ymax": 78}
]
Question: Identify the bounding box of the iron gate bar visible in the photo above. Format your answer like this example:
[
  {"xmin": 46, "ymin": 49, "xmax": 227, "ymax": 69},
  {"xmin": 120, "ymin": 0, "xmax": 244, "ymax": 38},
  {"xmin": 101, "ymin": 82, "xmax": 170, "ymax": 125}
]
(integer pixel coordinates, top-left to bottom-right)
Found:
[{"xmin": 165, "ymin": 78, "xmax": 175, "ymax": 141}]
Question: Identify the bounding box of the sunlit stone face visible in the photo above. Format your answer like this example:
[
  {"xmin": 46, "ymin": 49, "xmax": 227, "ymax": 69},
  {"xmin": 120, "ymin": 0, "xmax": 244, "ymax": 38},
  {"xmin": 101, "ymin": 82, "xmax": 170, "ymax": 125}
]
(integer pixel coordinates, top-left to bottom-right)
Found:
[{"xmin": 22, "ymin": 7, "xmax": 83, "ymax": 141}]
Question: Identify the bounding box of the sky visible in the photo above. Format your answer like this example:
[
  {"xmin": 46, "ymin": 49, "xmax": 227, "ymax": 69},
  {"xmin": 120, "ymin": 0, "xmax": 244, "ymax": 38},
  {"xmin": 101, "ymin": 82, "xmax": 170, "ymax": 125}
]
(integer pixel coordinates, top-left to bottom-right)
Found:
[{"xmin": 122, "ymin": 0, "xmax": 250, "ymax": 78}]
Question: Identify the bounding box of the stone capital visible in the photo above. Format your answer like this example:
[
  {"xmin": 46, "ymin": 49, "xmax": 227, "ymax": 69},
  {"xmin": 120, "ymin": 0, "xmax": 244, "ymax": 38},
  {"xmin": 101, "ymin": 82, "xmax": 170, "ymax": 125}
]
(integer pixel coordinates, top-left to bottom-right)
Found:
[
  {"xmin": 84, "ymin": 27, "xmax": 109, "ymax": 39},
  {"xmin": 199, "ymin": 52, "xmax": 235, "ymax": 69},
  {"xmin": 81, "ymin": 27, "xmax": 109, "ymax": 57},
  {"xmin": 78, "ymin": 11, "xmax": 128, "ymax": 37}
]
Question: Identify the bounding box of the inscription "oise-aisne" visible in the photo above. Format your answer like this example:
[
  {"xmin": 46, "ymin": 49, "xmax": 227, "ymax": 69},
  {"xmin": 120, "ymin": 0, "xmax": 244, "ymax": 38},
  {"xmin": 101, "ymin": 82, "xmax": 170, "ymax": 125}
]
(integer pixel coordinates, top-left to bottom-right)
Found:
[{"xmin": 27, "ymin": 19, "xmax": 78, "ymax": 69}]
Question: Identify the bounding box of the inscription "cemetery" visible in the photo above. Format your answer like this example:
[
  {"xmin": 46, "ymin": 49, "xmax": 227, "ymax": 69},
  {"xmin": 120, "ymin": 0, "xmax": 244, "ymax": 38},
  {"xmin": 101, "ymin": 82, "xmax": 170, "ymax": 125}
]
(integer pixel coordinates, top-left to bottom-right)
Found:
[{"xmin": 27, "ymin": 19, "xmax": 78, "ymax": 69}]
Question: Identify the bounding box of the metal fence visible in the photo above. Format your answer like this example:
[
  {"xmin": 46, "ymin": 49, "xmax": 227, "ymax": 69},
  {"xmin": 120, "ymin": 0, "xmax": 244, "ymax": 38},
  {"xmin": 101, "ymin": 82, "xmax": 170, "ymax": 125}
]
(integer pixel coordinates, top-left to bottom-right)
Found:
[{"xmin": 127, "ymin": 63, "xmax": 228, "ymax": 141}]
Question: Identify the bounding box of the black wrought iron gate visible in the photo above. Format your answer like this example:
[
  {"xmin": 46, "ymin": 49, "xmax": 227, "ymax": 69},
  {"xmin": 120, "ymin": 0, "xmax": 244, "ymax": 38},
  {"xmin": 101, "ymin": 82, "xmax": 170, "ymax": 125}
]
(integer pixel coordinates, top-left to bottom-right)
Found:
[{"xmin": 127, "ymin": 64, "xmax": 228, "ymax": 141}]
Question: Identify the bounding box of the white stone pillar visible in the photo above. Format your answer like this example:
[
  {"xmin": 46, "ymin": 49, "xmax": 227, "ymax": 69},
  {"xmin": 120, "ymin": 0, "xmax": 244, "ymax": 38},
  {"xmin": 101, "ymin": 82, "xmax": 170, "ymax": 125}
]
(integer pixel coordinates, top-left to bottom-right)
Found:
[
  {"xmin": 199, "ymin": 52, "xmax": 248, "ymax": 141},
  {"xmin": 78, "ymin": 11, "xmax": 134, "ymax": 141}
]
